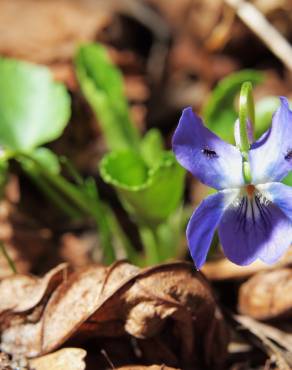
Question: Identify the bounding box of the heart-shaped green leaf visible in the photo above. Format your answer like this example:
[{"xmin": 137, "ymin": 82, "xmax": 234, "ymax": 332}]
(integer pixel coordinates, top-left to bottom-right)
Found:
[
  {"xmin": 0, "ymin": 57, "xmax": 70, "ymax": 151},
  {"xmin": 100, "ymin": 150, "xmax": 185, "ymax": 226},
  {"xmin": 75, "ymin": 44, "xmax": 140, "ymax": 151},
  {"xmin": 203, "ymin": 70, "xmax": 264, "ymax": 143}
]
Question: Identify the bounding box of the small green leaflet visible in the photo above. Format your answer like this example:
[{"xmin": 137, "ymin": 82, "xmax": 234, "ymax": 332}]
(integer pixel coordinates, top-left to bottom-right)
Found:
[
  {"xmin": 0, "ymin": 57, "xmax": 70, "ymax": 151},
  {"xmin": 75, "ymin": 44, "xmax": 140, "ymax": 151}
]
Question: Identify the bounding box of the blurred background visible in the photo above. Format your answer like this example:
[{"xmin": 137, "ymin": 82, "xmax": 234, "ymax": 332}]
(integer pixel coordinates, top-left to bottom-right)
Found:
[{"xmin": 0, "ymin": 2, "xmax": 292, "ymax": 369}]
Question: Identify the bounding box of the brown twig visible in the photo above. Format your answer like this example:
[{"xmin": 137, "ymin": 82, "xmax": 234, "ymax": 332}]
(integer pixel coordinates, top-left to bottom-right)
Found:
[{"xmin": 225, "ymin": 0, "xmax": 292, "ymax": 71}]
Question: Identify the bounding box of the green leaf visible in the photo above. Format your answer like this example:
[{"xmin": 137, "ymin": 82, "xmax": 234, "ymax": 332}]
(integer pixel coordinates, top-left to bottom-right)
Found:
[
  {"xmin": 75, "ymin": 43, "xmax": 140, "ymax": 151},
  {"xmin": 0, "ymin": 57, "xmax": 71, "ymax": 151},
  {"xmin": 101, "ymin": 150, "xmax": 148, "ymax": 187},
  {"xmin": 20, "ymin": 148, "xmax": 61, "ymax": 175},
  {"xmin": 283, "ymin": 172, "xmax": 292, "ymax": 186},
  {"xmin": 100, "ymin": 150, "xmax": 185, "ymax": 225},
  {"xmin": 0, "ymin": 159, "xmax": 8, "ymax": 199},
  {"xmin": 203, "ymin": 70, "xmax": 264, "ymax": 143},
  {"xmin": 140, "ymin": 128, "xmax": 164, "ymax": 167}
]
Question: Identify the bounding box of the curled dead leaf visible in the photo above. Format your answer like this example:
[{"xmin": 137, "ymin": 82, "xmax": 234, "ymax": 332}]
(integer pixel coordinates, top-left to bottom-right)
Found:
[
  {"xmin": 0, "ymin": 261, "xmax": 228, "ymax": 369},
  {"xmin": 116, "ymin": 366, "xmax": 179, "ymax": 370},
  {"xmin": 202, "ymin": 258, "xmax": 269, "ymax": 281},
  {"xmin": 239, "ymin": 268, "xmax": 292, "ymax": 320},
  {"xmin": 0, "ymin": 263, "xmax": 68, "ymax": 316},
  {"xmin": 29, "ymin": 348, "xmax": 86, "ymax": 370},
  {"xmin": 202, "ymin": 249, "xmax": 292, "ymax": 281}
]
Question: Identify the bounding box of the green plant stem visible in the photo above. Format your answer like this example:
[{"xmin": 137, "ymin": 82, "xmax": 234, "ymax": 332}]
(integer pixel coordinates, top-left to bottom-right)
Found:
[
  {"xmin": 87, "ymin": 190, "xmax": 116, "ymax": 265},
  {"xmin": 18, "ymin": 153, "xmax": 116, "ymax": 264},
  {"xmin": 239, "ymin": 82, "xmax": 255, "ymax": 183},
  {"xmin": 59, "ymin": 156, "xmax": 84, "ymax": 186},
  {"xmin": 0, "ymin": 241, "xmax": 17, "ymax": 273},
  {"xmin": 239, "ymin": 81, "xmax": 255, "ymax": 154},
  {"xmin": 24, "ymin": 169, "xmax": 82, "ymax": 219},
  {"xmin": 139, "ymin": 226, "xmax": 161, "ymax": 265}
]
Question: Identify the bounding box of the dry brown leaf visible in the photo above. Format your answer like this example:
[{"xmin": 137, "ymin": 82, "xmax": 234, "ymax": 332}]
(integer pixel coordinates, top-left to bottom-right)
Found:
[
  {"xmin": 239, "ymin": 268, "xmax": 292, "ymax": 320},
  {"xmin": 116, "ymin": 366, "xmax": 179, "ymax": 370},
  {"xmin": 202, "ymin": 249, "xmax": 292, "ymax": 281},
  {"xmin": 202, "ymin": 258, "xmax": 270, "ymax": 281},
  {"xmin": 0, "ymin": 0, "xmax": 110, "ymax": 64},
  {"xmin": 0, "ymin": 351, "xmax": 30, "ymax": 369},
  {"xmin": 0, "ymin": 262, "xmax": 140, "ymax": 357},
  {"xmin": 0, "ymin": 263, "xmax": 68, "ymax": 316},
  {"xmin": 0, "ymin": 262, "xmax": 228, "ymax": 369},
  {"xmin": 29, "ymin": 348, "xmax": 86, "ymax": 370},
  {"xmin": 146, "ymin": 0, "xmax": 223, "ymax": 40}
]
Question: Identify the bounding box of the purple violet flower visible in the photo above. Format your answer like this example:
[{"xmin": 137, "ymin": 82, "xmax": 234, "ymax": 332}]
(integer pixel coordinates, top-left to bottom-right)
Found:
[{"xmin": 172, "ymin": 97, "xmax": 292, "ymax": 268}]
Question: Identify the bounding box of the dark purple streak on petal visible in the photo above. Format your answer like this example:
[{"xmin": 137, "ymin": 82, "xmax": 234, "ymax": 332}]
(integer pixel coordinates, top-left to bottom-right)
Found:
[
  {"xmin": 258, "ymin": 182, "xmax": 292, "ymax": 223},
  {"xmin": 218, "ymin": 192, "xmax": 292, "ymax": 265}
]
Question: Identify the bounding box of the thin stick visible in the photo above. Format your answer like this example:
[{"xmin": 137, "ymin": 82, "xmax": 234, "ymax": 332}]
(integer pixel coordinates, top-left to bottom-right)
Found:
[
  {"xmin": 100, "ymin": 349, "xmax": 115, "ymax": 369},
  {"xmin": 0, "ymin": 241, "xmax": 17, "ymax": 273},
  {"xmin": 225, "ymin": 0, "xmax": 292, "ymax": 71}
]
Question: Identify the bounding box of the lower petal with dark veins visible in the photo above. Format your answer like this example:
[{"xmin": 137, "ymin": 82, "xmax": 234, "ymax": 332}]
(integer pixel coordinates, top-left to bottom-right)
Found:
[{"xmin": 218, "ymin": 191, "xmax": 292, "ymax": 265}]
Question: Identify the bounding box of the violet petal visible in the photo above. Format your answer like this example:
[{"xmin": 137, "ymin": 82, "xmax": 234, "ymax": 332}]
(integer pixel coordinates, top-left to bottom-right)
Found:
[
  {"xmin": 172, "ymin": 107, "xmax": 244, "ymax": 190},
  {"xmin": 249, "ymin": 97, "xmax": 292, "ymax": 183},
  {"xmin": 218, "ymin": 192, "xmax": 292, "ymax": 265},
  {"xmin": 187, "ymin": 189, "xmax": 239, "ymax": 268}
]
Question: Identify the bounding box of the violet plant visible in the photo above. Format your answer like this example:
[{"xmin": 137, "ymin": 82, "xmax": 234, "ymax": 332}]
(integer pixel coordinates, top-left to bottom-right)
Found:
[
  {"xmin": 0, "ymin": 51, "xmax": 185, "ymax": 268},
  {"xmin": 173, "ymin": 82, "xmax": 292, "ymax": 268},
  {"xmin": 75, "ymin": 43, "xmax": 186, "ymax": 265},
  {"xmin": 1, "ymin": 50, "xmax": 288, "ymax": 270}
]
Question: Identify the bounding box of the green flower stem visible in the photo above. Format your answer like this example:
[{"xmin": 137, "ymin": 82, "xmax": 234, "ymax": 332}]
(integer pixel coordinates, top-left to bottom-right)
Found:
[
  {"xmin": 18, "ymin": 153, "xmax": 116, "ymax": 264},
  {"xmin": 139, "ymin": 226, "xmax": 161, "ymax": 265},
  {"xmin": 59, "ymin": 156, "xmax": 84, "ymax": 186},
  {"xmin": 0, "ymin": 241, "xmax": 17, "ymax": 273},
  {"xmin": 239, "ymin": 81, "xmax": 255, "ymax": 152},
  {"xmin": 239, "ymin": 82, "xmax": 255, "ymax": 183},
  {"xmin": 23, "ymin": 169, "xmax": 82, "ymax": 219}
]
